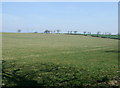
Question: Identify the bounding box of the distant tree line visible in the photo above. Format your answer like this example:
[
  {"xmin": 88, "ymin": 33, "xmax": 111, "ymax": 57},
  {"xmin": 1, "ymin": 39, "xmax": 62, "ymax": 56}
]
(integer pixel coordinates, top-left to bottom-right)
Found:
[
  {"xmin": 17, "ymin": 29, "xmax": 118, "ymax": 39},
  {"xmin": 44, "ymin": 29, "xmax": 60, "ymax": 34},
  {"xmin": 17, "ymin": 29, "xmax": 21, "ymax": 33}
]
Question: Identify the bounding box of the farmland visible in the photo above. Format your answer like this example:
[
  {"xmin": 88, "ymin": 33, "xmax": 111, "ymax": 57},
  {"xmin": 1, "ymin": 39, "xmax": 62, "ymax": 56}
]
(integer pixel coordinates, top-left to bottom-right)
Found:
[{"xmin": 2, "ymin": 33, "xmax": 119, "ymax": 87}]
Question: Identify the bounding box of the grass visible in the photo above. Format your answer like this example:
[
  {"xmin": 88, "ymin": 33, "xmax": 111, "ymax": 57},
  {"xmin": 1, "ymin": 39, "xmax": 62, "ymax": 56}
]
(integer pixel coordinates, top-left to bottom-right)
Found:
[{"xmin": 2, "ymin": 33, "xmax": 119, "ymax": 87}]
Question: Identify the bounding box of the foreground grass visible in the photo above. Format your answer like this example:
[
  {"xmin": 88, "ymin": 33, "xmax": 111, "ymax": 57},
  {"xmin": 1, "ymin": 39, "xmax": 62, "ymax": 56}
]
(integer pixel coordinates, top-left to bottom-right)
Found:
[{"xmin": 2, "ymin": 33, "xmax": 119, "ymax": 87}]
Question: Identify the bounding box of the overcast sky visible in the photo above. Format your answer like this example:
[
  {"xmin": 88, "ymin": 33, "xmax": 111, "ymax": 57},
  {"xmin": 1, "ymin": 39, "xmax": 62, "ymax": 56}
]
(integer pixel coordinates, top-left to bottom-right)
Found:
[{"xmin": 2, "ymin": 2, "xmax": 118, "ymax": 34}]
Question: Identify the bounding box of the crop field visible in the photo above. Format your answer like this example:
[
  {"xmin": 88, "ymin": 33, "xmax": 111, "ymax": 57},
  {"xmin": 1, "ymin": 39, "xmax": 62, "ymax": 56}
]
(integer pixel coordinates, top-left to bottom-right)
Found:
[{"xmin": 2, "ymin": 33, "xmax": 119, "ymax": 87}]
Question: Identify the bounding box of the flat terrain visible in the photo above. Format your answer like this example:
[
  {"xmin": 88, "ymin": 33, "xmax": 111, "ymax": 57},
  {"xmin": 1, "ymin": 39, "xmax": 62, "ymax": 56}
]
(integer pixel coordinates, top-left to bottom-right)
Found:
[{"xmin": 2, "ymin": 33, "xmax": 118, "ymax": 87}]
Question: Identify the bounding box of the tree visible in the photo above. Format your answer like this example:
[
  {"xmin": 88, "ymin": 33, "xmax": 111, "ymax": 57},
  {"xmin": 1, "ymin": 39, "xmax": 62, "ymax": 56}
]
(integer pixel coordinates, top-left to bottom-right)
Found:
[
  {"xmin": 56, "ymin": 30, "xmax": 60, "ymax": 34},
  {"xmin": 83, "ymin": 31, "xmax": 86, "ymax": 35},
  {"xmin": 44, "ymin": 30, "xmax": 50, "ymax": 33},
  {"xmin": 74, "ymin": 31, "xmax": 78, "ymax": 34},
  {"xmin": 97, "ymin": 31, "xmax": 100, "ymax": 37},
  {"xmin": 34, "ymin": 32, "xmax": 38, "ymax": 33},
  {"xmin": 17, "ymin": 29, "xmax": 21, "ymax": 33}
]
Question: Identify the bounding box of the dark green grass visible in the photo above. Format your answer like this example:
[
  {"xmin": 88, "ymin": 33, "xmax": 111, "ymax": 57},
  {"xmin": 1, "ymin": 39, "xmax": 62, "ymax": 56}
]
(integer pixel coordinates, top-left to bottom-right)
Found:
[
  {"xmin": 2, "ymin": 33, "xmax": 119, "ymax": 87},
  {"xmin": 70, "ymin": 33, "xmax": 118, "ymax": 39},
  {"xmin": 85, "ymin": 34, "xmax": 118, "ymax": 39}
]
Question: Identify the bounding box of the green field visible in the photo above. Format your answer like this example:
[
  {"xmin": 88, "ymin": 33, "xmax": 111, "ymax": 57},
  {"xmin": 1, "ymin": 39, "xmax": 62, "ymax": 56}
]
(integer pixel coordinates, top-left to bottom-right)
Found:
[{"xmin": 2, "ymin": 33, "xmax": 119, "ymax": 87}]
